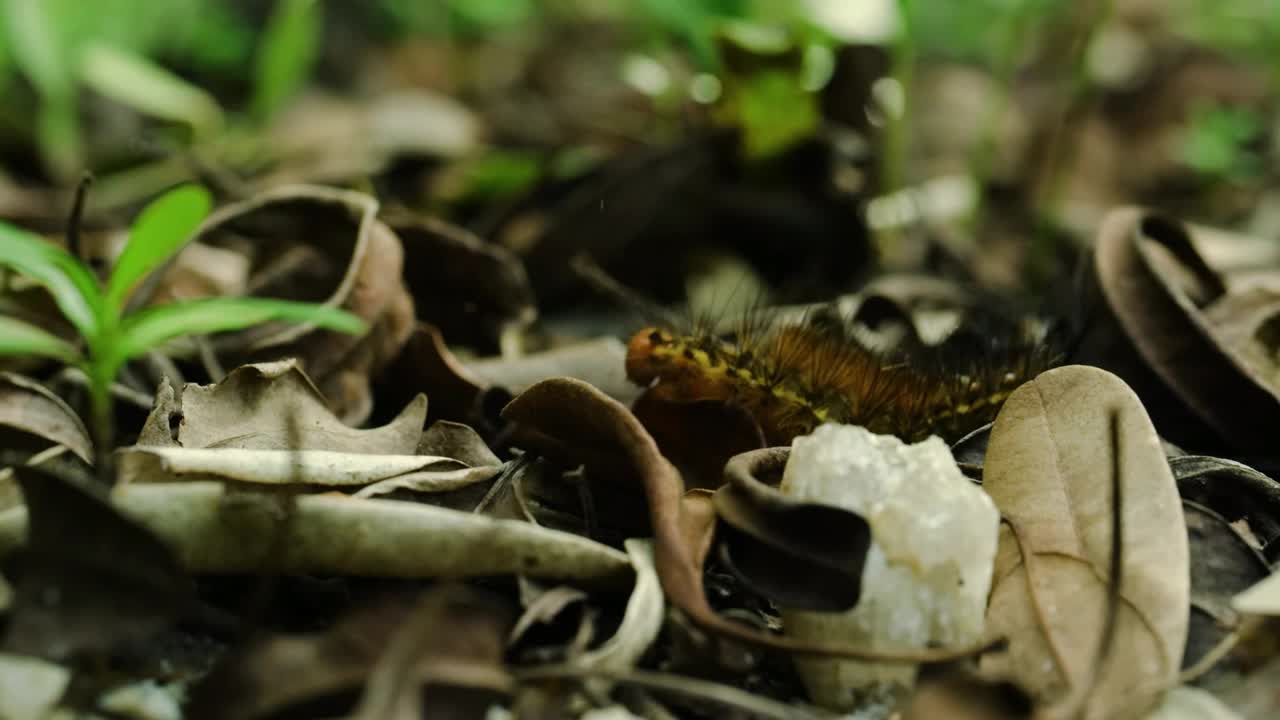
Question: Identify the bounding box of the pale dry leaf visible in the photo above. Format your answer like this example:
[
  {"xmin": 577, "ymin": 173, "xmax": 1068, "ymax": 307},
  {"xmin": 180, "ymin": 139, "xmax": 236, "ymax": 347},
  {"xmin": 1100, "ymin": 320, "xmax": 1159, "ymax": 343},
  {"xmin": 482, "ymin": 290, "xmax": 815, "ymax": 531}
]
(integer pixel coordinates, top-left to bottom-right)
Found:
[
  {"xmin": 0, "ymin": 653, "xmax": 70, "ymax": 720},
  {"xmin": 0, "ymin": 482, "xmax": 632, "ymax": 585},
  {"xmin": 0, "ymin": 373, "xmax": 92, "ymax": 464},
  {"xmin": 572, "ymin": 539, "xmax": 664, "ymax": 675},
  {"xmin": 980, "ymin": 365, "xmax": 1190, "ymax": 719},
  {"xmin": 147, "ymin": 360, "xmax": 426, "ymax": 453},
  {"xmin": 117, "ymin": 447, "xmax": 497, "ymax": 493},
  {"xmin": 1145, "ymin": 686, "xmax": 1242, "ymax": 719},
  {"xmin": 185, "ymin": 184, "xmax": 416, "ymax": 424},
  {"xmin": 1232, "ymin": 572, "xmax": 1280, "ymax": 616}
]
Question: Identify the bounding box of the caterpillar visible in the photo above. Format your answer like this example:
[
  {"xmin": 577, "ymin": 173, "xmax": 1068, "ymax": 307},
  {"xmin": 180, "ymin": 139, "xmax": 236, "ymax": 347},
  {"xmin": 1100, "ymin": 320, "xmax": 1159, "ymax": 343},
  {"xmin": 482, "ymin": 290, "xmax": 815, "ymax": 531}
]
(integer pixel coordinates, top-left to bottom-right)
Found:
[{"xmin": 624, "ymin": 303, "xmax": 1064, "ymax": 447}]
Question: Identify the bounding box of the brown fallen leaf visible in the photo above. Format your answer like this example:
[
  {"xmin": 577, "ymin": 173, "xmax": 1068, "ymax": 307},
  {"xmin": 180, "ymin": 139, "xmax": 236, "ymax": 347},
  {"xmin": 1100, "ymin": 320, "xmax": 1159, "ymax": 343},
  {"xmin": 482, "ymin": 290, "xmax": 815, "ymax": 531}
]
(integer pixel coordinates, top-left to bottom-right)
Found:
[
  {"xmin": 980, "ymin": 365, "xmax": 1190, "ymax": 719},
  {"xmin": 135, "ymin": 361, "xmax": 426, "ymax": 454},
  {"xmin": 378, "ymin": 323, "xmax": 492, "ymax": 432},
  {"xmin": 1083, "ymin": 208, "xmax": 1280, "ymax": 453},
  {"xmin": 0, "ymin": 373, "xmax": 92, "ymax": 464},
  {"xmin": 1179, "ymin": 500, "xmax": 1270, "ymax": 682},
  {"xmin": 714, "ymin": 447, "xmax": 871, "ymax": 613},
  {"xmin": 180, "ymin": 184, "xmax": 416, "ymax": 424},
  {"xmin": 901, "ymin": 664, "xmax": 1033, "ymax": 720},
  {"xmin": 3, "ymin": 465, "xmax": 194, "ymax": 663},
  {"xmin": 386, "ymin": 212, "xmax": 536, "ymax": 352},
  {"xmin": 501, "ymin": 377, "xmax": 1000, "ymax": 663},
  {"xmin": 0, "ymin": 373, "xmax": 94, "ymax": 509}
]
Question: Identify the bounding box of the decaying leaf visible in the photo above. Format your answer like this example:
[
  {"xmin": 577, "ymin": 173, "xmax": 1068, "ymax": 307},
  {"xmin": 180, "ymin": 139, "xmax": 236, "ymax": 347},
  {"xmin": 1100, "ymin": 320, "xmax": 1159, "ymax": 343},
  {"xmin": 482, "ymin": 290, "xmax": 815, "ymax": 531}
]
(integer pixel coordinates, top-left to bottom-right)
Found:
[
  {"xmin": 387, "ymin": 212, "xmax": 536, "ymax": 350},
  {"xmin": 980, "ymin": 365, "xmax": 1190, "ymax": 718},
  {"xmin": 379, "ymin": 323, "xmax": 491, "ymax": 430},
  {"xmin": 348, "ymin": 584, "xmax": 515, "ymax": 720},
  {"xmin": 1146, "ymin": 686, "xmax": 1243, "ymax": 719},
  {"xmin": 180, "ymin": 185, "xmax": 416, "ymax": 424},
  {"xmin": 714, "ymin": 447, "xmax": 871, "ymax": 613},
  {"xmin": 0, "ymin": 482, "xmax": 631, "ymax": 585},
  {"xmin": 1233, "ymin": 572, "xmax": 1280, "ymax": 616},
  {"xmin": 501, "ymin": 377, "xmax": 1001, "ymax": 664},
  {"xmin": 136, "ymin": 360, "xmax": 426, "ymax": 453},
  {"xmin": 0, "ymin": 372, "xmax": 92, "ymax": 463},
  {"xmin": 117, "ymin": 446, "xmax": 498, "ymax": 494},
  {"xmin": 0, "ymin": 373, "xmax": 94, "ymax": 509},
  {"xmin": 900, "ymin": 664, "xmax": 1032, "ymax": 720},
  {"xmin": 3, "ymin": 465, "xmax": 194, "ymax": 662},
  {"xmin": 1085, "ymin": 208, "xmax": 1280, "ymax": 452},
  {"xmin": 467, "ymin": 337, "xmax": 637, "ymax": 405},
  {"xmin": 0, "ymin": 653, "xmax": 70, "ymax": 720},
  {"xmin": 1179, "ymin": 500, "xmax": 1270, "ymax": 680},
  {"xmin": 570, "ymin": 539, "xmax": 664, "ymax": 677},
  {"xmin": 190, "ymin": 583, "xmax": 511, "ymax": 720}
]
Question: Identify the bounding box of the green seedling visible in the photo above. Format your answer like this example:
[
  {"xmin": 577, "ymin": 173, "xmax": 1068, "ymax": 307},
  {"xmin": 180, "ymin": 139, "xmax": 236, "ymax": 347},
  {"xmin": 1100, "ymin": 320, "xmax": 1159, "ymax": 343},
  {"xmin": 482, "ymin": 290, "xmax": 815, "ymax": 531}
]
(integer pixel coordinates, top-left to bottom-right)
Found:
[{"xmin": 0, "ymin": 183, "xmax": 367, "ymax": 481}]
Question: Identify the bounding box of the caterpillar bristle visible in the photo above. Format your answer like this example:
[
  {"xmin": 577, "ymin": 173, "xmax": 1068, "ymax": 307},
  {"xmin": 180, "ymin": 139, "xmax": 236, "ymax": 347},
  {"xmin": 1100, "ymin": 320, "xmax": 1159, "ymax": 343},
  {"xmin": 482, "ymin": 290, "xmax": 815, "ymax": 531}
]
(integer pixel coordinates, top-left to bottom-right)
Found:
[{"xmin": 625, "ymin": 302, "xmax": 1063, "ymax": 446}]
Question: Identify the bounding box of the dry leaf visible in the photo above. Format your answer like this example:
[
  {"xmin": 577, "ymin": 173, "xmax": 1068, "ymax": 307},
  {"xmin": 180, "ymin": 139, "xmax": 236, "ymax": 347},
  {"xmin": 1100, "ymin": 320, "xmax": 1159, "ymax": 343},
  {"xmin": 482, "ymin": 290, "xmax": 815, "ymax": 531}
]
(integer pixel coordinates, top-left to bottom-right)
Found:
[
  {"xmin": 1233, "ymin": 572, "xmax": 1280, "ymax": 615},
  {"xmin": 117, "ymin": 446, "xmax": 498, "ymax": 494},
  {"xmin": 0, "ymin": 373, "xmax": 92, "ymax": 463},
  {"xmin": 185, "ymin": 185, "xmax": 416, "ymax": 424},
  {"xmin": 1085, "ymin": 208, "xmax": 1280, "ymax": 452},
  {"xmin": 137, "ymin": 360, "xmax": 426, "ymax": 453},
  {"xmin": 501, "ymin": 377, "xmax": 1000, "ymax": 663},
  {"xmin": 714, "ymin": 447, "xmax": 871, "ymax": 612},
  {"xmin": 388, "ymin": 212, "xmax": 535, "ymax": 350},
  {"xmin": 3, "ymin": 466, "xmax": 194, "ymax": 662},
  {"xmin": 980, "ymin": 365, "xmax": 1190, "ymax": 719},
  {"xmin": 0, "ymin": 482, "xmax": 631, "ymax": 585}
]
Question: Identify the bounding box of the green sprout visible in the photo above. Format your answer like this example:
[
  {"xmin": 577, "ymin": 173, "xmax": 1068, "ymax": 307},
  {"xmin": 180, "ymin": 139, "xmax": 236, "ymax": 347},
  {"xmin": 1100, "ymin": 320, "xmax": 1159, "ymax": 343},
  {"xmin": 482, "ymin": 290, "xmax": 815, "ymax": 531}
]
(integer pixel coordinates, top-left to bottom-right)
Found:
[{"xmin": 0, "ymin": 183, "xmax": 367, "ymax": 482}]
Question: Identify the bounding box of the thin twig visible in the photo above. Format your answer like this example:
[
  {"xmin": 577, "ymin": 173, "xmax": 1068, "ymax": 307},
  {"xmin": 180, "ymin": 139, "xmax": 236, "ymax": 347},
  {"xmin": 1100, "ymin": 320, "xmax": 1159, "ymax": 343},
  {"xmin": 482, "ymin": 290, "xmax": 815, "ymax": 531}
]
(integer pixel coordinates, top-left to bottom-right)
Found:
[{"xmin": 66, "ymin": 172, "xmax": 94, "ymax": 266}]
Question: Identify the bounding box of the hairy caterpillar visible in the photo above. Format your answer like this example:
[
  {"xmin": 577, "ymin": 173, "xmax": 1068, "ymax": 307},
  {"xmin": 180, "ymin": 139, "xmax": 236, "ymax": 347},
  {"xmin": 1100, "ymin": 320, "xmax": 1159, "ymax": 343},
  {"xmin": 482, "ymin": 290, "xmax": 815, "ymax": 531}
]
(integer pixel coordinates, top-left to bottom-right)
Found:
[{"xmin": 625, "ymin": 304, "xmax": 1063, "ymax": 446}]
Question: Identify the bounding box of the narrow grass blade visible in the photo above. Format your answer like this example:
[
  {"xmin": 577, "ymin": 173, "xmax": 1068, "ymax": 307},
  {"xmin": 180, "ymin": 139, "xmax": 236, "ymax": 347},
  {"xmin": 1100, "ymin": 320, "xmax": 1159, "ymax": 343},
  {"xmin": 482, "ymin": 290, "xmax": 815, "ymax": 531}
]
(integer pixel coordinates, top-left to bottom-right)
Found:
[
  {"xmin": 252, "ymin": 0, "xmax": 322, "ymax": 122},
  {"xmin": 104, "ymin": 184, "xmax": 212, "ymax": 311},
  {"xmin": 0, "ymin": 316, "xmax": 80, "ymax": 362},
  {"xmin": 0, "ymin": 222, "xmax": 103, "ymax": 338},
  {"xmin": 117, "ymin": 297, "xmax": 366, "ymax": 362}
]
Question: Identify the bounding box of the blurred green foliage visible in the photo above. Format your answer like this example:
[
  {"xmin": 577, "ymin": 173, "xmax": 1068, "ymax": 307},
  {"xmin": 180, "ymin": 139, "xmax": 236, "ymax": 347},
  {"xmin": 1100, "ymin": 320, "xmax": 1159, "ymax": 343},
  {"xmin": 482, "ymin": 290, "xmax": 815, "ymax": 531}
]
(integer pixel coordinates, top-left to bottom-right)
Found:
[{"xmin": 0, "ymin": 0, "xmax": 1276, "ymax": 188}]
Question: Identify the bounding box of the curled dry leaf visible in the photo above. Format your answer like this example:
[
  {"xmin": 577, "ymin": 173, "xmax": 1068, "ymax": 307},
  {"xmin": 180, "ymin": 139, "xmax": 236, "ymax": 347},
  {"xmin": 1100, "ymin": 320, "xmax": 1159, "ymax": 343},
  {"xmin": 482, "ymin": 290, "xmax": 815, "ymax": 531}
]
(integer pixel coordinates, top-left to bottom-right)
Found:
[
  {"xmin": 188, "ymin": 595, "xmax": 418, "ymax": 720},
  {"xmin": 137, "ymin": 361, "xmax": 426, "ymax": 453},
  {"xmin": 570, "ymin": 539, "xmax": 664, "ymax": 677},
  {"xmin": 714, "ymin": 447, "xmax": 871, "ymax": 613},
  {"xmin": 501, "ymin": 377, "xmax": 1002, "ymax": 663},
  {"xmin": 0, "ymin": 373, "xmax": 92, "ymax": 463},
  {"xmin": 900, "ymin": 664, "xmax": 1033, "ymax": 720},
  {"xmin": 1179, "ymin": 500, "xmax": 1270, "ymax": 679},
  {"xmin": 117, "ymin": 447, "xmax": 498, "ymax": 495},
  {"xmin": 182, "ymin": 185, "xmax": 416, "ymax": 424},
  {"xmin": 467, "ymin": 337, "xmax": 639, "ymax": 405},
  {"xmin": 0, "ymin": 482, "xmax": 631, "ymax": 585},
  {"xmin": 0, "ymin": 653, "xmax": 70, "ymax": 720},
  {"xmin": 0, "ymin": 372, "xmax": 93, "ymax": 509},
  {"xmin": 419, "ymin": 420, "xmax": 501, "ymax": 467},
  {"xmin": 1233, "ymin": 571, "xmax": 1280, "ymax": 616},
  {"xmin": 387, "ymin": 212, "xmax": 536, "ymax": 350},
  {"xmin": 348, "ymin": 584, "xmax": 515, "ymax": 720},
  {"xmin": 1171, "ymin": 455, "xmax": 1280, "ymax": 557},
  {"xmin": 380, "ymin": 323, "xmax": 491, "ymax": 430},
  {"xmin": 980, "ymin": 365, "xmax": 1190, "ymax": 719},
  {"xmin": 3, "ymin": 466, "xmax": 194, "ymax": 662},
  {"xmin": 1085, "ymin": 208, "xmax": 1280, "ymax": 452}
]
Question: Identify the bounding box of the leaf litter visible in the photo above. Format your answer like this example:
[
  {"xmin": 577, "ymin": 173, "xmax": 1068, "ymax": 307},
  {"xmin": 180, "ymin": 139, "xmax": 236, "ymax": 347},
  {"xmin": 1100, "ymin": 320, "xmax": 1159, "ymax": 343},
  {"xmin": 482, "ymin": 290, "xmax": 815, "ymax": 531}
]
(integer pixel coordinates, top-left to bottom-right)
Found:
[{"xmin": 4, "ymin": 6, "xmax": 1280, "ymax": 718}]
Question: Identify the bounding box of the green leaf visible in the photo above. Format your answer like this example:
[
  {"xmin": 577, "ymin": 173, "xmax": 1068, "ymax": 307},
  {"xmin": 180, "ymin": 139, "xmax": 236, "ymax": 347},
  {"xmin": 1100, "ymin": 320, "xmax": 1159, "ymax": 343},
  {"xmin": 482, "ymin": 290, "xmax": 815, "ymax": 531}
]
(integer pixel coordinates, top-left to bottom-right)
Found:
[
  {"xmin": 116, "ymin": 297, "xmax": 366, "ymax": 363},
  {"xmin": 0, "ymin": 222, "xmax": 103, "ymax": 340},
  {"xmin": 0, "ymin": 316, "xmax": 80, "ymax": 362},
  {"xmin": 104, "ymin": 184, "xmax": 212, "ymax": 311},
  {"xmin": 251, "ymin": 0, "xmax": 321, "ymax": 122},
  {"xmin": 3, "ymin": 0, "xmax": 73, "ymax": 100},
  {"xmin": 78, "ymin": 43, "xmax": 224, "ymax": 139}
]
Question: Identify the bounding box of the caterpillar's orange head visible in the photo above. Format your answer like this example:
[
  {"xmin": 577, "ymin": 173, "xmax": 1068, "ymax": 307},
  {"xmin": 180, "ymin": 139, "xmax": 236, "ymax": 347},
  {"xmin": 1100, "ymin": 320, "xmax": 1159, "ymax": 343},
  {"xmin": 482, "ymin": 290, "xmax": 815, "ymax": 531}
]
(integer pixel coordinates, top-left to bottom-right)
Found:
[{"xmin": 626, "ymin": 327, "xmax": 677, "ymax": 386}]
